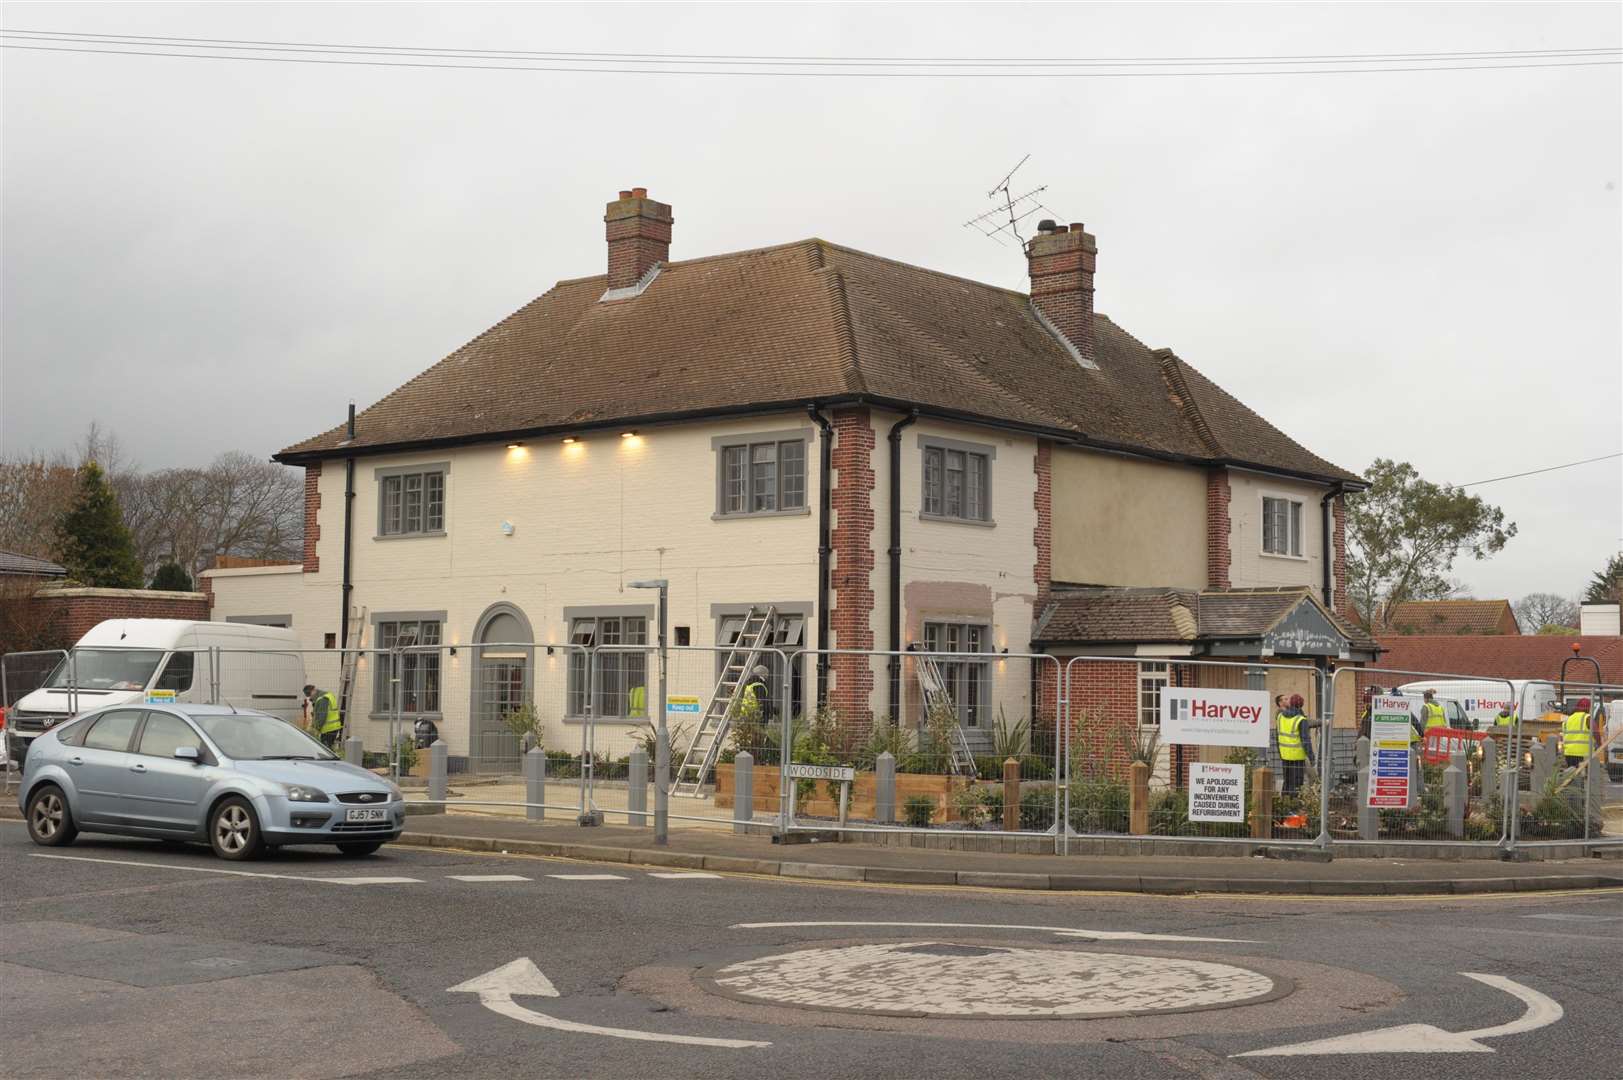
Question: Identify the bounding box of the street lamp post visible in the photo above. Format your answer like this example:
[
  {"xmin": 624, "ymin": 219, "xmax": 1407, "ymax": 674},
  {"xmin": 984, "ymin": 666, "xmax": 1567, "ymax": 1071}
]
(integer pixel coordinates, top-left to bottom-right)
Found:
[{"xmin": 629, "ymin": 579, "xmax": 669, "ymax": 845}]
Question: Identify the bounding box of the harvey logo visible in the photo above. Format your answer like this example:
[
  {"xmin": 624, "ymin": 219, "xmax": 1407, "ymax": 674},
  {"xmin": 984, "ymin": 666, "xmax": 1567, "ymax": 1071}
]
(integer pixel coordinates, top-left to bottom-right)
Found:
[{"xmin": 1161, "ymin": 687, "xmax": 1273, "ymax": 749}]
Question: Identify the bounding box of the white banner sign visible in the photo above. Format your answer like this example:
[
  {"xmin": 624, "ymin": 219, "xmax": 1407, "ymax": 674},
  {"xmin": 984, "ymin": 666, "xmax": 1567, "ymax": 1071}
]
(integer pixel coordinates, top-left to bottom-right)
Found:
[
  {"xmin": 1188, "ymin": 763, "xmax": 1247, "ymax": 823},
  {"xmin": 1161, "ymin": 687, "xmax": 1271, "ymax": 748}
]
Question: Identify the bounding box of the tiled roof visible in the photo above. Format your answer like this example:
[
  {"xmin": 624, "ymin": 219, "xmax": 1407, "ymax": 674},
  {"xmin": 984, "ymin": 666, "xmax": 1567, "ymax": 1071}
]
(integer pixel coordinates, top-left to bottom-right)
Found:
[
  {"xmin": 1033, "ymin": 585, "xmax": 1377, "ymax": 651},
  {"xmin": 1384, "ymin": 599, "xmax": 1520, "ymax": 636},
  {"xmin": 0, "ymin": 549, "xmax": 66, "ymax": 577},
  {"xmin": 278, "ymin": 239, "xmax": 1359, "ymax": 484},
  {"xmin": 1377, "ymin": 635, "xmax": 1623, "ymax": 687}
]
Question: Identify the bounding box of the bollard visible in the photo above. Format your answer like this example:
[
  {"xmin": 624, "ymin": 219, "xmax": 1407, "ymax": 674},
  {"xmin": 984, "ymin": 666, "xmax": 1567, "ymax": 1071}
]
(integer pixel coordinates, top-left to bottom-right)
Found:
[
  {"xmin": 838, "ymin": 779, "xmax": 851, "ymax": 828},
  {"xmin": 1407, "ymin": 747, "xmax": 1423, "ymax": 811},
  {"xmin": 1355, "ymin": 736, "xmax": 1378, "ymax": 840},
  {"xmin": 427, "ymin": 739, "xmax": 448, "ymax": 803},
  {"xmin": 628, "ymin": 748, "xmax": 649, "ymax": 826},
  {"xmin": 654, "ymin": 724, "xmax": 669, "ymax": 845},
  {"xmin": 1480, "ymin": 736, "xmax": 1498, "ymax": 804},
  {"xmin": 1003, "ymin": 757, "xmax": 1022, "ymax": 833},
  {"xmin": 1444, "ymin": 749, "xmax": 1467, "ymax": 839},
  {"xmin": 1251, "ymin": 766, "xmax": 1273, "ymax": 839},
  {"xmin": 525, "ymin": 746, "xmax": 546, "ymax": 822},
  {"xmin": 733, "ymin": 751, "xmax": 754, "ymax": 835},
  {"xmin": 875, "ymin": 752, "xmax": 897, "ymax": 825},
  {"xmin": 345, "ymin": 737, "xmax": 363, "ymax": 767},
  {"xmin": 1530, "ymin": 738, "xmax": 1554, "ymax": 796},
  {"xmin": 1128, "ymin": 760, "xmax": 1150, "ymax": 836}
]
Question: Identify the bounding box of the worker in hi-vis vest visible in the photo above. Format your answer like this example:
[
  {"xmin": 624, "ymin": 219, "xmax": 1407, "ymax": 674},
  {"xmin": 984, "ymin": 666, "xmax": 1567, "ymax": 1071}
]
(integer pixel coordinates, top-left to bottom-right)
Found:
[
  {"xmin": 303, "ymin": 684, "xmax": 343, "ymax": 749},
  {"xmin": 1562, "ymin": 697, "xmax": 1595, "ymax": 769},
  {"xmin": 1421, "ymin": 689, "xmax": 1449, "ymax": 731},
  {"xmin": 1275, "ymin": 693, "xmax": 1317, "ymax": 795},
  {"xmin": 741, "ymin": 665, "xmax": 774, "ymax": 721}
]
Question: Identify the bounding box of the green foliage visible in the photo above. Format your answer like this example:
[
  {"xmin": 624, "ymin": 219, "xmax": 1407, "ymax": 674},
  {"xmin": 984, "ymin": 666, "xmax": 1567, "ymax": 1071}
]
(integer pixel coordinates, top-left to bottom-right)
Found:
[
  {"xmin": 951, "ymin": 784, "xmax": 989, "ymax": 827},
  {"xmin": 863, "ymin": 714, "xmax": 908, "ymax": 764},
  {"xmin": 1117, "ymin": 723, "xmax": 1162, "ymax": 768},
  {"xmin": 1535, "ymin": 624, "xmax": 1580, "ymax": 636},
  {"xmin": 991, "ymin": 707, "xmax": 1030, "ymax": 761},
  {"xmin": 1149, "ymin": 787, "xmax": 1191, "ymax": 836},
  {"xmin": 500, "ymin": 702, "xmax": 542, "ymax": 746},
  {"xmin": 1223, "ymin": 746, "xmax": 1262, "ymax": 772},
  {"xmin": 903, "ymin": 794, "xmax": 936, "ymax": 828},
  {"xmin": 1585, "ymin": 554, "xmax": 1623, "ymax": 605},
  {"xmin": 1067, "ymin": 775, "xmax": 1130, "ymax": 833},
  {"xmin": 55, "ymin": 461, "xmax": 142, "ymax": 588},
  {"xmin": 1346, "ymin": 458, "xmax": 1516, "ymax": 627},
  {"xmin": 394, "ymin": 736, "xmax": 418, "ymax": 774},
  {"xmin": 149, "ymin": 561, "xmax": 193, "ymax": 591}
]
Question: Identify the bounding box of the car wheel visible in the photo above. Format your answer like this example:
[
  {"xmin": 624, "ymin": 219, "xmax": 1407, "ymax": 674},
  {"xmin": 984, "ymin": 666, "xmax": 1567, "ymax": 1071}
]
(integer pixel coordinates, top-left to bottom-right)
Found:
[
  {"xmin": 336, "ymin": 842, "xmax": 382, "ymax": 857},
  {"xmin": 25, "ymin": 785, "xmax": 78, "ymax": 847},
  {"xmin": 209, "ymin": 797, "xmax": 265, "ymax": 861}
]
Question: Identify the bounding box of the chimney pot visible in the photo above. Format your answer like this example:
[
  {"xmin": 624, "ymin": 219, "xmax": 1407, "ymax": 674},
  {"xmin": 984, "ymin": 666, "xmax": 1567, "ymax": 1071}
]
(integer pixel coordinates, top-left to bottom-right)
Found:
[
  {"xmin": 1070, "ymin": 222, "xmax": 1084, "ymax": 233},
  {"xmin": 618, "ymin": 189, "xmax": 632, "ymax": 199},
  {"xmin": 631, "ymin": 186, "xmax": 648, "ymax": 198},
  {"xmin": 1026, "ymin": 221, "xmax": 1097, "ymax": 366},
  {"xmin": 1036, "ymin": 219, "xmax": 1057, "ymax": 234}
]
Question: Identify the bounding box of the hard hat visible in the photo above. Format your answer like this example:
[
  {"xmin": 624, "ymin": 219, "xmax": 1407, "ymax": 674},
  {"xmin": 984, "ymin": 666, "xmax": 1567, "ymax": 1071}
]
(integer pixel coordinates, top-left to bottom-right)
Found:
[
  {"xmin": 752, "ymin": 665, "xmax": 770, "ymax": 678},
  {"xmin": 1289, "ymin": 693, "xmax": 1304, "ymax": 708},
  {"xmin": 1577, "ymin": 697, "xmax": 1592, "ymax": 710}
]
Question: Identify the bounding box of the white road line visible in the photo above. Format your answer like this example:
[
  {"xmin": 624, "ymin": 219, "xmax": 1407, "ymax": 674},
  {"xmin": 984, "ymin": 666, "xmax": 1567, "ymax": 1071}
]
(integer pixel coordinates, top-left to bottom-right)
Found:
[
  {"xmin": 731, "ymin": 920, "xmax": 1251, "ymax": 942},
  {"xmin": 547, "ymin": 873, "xmax": 627, "ymax": 881},
  {"xmin": 29, "ymin": 852, "xmax": 420, "ymax": 885},
  {"xmin": 648, "ymin": 872, "xmax": 721, "ymax": 879},
  {"xmin": 449, "ymin": 874, "xmax": 533, "ymax": 882}
]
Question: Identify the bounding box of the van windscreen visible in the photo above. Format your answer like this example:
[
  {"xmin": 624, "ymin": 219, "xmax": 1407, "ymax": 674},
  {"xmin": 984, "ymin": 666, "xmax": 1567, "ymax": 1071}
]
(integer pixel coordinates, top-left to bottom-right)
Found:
[{"xmin": 47, "ymin": 649, "xmax": 165, "ymax": 691}]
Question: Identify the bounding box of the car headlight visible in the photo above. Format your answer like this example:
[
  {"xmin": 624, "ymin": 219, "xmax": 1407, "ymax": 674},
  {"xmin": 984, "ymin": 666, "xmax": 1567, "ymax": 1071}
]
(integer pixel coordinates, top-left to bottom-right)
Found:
[
  {"xmin": 387, "ymin": 783, "xmax": 403, "ymax": 802},
  {"xmin": 284, "ymin": 784, "xmax": 329, "ymax": 803}
]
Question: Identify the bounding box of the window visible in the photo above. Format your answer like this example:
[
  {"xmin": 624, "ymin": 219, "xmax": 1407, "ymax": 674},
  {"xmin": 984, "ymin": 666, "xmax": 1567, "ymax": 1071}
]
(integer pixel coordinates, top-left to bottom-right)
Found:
[
  {"xmin": 83, "ymin": 709, "xmax": 142, "ymax": 752},
  {"xmin": 374, "ymin": 619, "xmax": 442, "ymax": 714},
  {"xmin": 153, "ymin": 652, "xmax": 195, "ymax": 694},
  {"xmin": 378, "ymin": 466, "xmax": 447, "ymax": 537},
  {"xmin": 566, "ymin": 615, "xmax": 648, "ymax": 718},
  {"xmin": 1261, "ymin": 496, "xmax": 1304, "ymax": 557},
  {"xmin": 921, "ymin": 444, "xmax": 991, "ymax": 523},
  {"xmin": 717, "ymin": 438, "xmax": 807, "ymax": 516},
  {"xmin": 1139, "ymin": 662, "xmax": 1169, "ymax": 727},
  {"xmin": 716, "ymin": 611, "xmax": 806, "ymax": 718},
  {"xmin": 138, "ymin": 713, "xmax": 203, "ymax": 758},
  {"xmin": 922, "ymin": 621, "xmax": 990, "ymax": 727}
]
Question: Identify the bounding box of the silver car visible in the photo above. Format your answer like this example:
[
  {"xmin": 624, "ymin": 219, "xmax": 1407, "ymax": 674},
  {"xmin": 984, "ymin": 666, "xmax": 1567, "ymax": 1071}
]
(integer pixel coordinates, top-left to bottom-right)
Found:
[{"xmin": 18, "ymin": 704, "xmax": 403, "ymax": 860}]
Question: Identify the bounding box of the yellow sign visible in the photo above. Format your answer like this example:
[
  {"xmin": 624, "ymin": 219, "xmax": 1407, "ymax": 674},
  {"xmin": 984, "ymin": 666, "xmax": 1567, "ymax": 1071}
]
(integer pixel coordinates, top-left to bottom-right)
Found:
[
  {"xmin": 668, "ymin": 695, "xmax": 702, "ymax": 714},
  {"xmin": 145, "ymin": 689, "xmax": 178, "ymax": 705}
]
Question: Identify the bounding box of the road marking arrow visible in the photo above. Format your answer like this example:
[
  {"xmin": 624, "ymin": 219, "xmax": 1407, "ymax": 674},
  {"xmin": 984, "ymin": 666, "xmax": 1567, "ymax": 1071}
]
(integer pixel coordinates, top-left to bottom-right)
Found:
[
  {"xmin": 1235, "ymin": 972, "xmax": 1562, "ymax": 1056},
  {"xmin": 731, "ymin": 920, "xmax": 1251, "ymax": 942},
  {"xmin": 448, "ymin": 958, "xmax": 770, "ymax": 1049}
]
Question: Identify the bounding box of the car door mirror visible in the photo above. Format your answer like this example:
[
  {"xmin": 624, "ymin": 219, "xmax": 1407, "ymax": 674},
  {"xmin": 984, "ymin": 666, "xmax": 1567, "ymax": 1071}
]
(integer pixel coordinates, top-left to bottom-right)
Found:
[{"xmin": 174, "ymin": 746, "xmax": 202, "ymax": 764}]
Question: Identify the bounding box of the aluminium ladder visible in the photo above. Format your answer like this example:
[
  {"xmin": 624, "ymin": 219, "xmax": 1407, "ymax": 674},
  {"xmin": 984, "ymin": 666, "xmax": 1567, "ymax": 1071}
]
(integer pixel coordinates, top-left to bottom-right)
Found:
[
  {"xmin": 672, "ymin": 604, "xmax": 780, "ymax": 797},
  {"xmin": 915, "ymin": 653, "xmax": 978, "ymax": 780},
  {"xmin": 335, "ymin": 605, "xmax": 368, "ymax": 731}
]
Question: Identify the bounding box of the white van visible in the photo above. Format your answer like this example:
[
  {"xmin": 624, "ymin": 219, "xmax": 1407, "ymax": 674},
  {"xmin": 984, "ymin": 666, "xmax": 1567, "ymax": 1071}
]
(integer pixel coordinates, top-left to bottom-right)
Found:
[
  {"xmin": 5, "ymin": 619, "xmax": 307, "ymax": 764},
  {"xmin": 1396, "ymin": 679, "xmax": 1559, "ymax": 731}
]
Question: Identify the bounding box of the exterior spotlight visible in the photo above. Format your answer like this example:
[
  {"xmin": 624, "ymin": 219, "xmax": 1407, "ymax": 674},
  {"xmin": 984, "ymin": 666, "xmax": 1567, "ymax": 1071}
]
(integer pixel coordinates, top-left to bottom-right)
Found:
[
  {"xmin": 507, "ymin": 441, "xmax": 524, "ymax": 450},
  {"xmin": 620, "ymin": 430, "xmax": 638, "ymax": 439},
  {"xmin": 561, "ymin": 436, "xmax": 577, "ymax": 444}
]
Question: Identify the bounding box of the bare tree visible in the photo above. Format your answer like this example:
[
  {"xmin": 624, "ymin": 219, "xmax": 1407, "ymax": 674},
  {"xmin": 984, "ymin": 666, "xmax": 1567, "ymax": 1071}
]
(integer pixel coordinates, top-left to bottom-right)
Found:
[
  {"xmin": 0, "ymin": 455, "xmax": 78, "ymax": 559},
  {"xmin": 129, "ymin": 454, "xmax": 303, "ymax": 580},
  {"xmin": 1514, "ymin": 592, "xmax": 1580, "ymax": 633}
]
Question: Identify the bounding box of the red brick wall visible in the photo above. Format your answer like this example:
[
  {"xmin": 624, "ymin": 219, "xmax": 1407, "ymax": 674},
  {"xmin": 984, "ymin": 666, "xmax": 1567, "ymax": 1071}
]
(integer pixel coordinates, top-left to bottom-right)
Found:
[
  {"xmin": 1206, "ymin": 468, "xmax": 1232, "ymax": 589},
  {"xmin": 198, "ymin": 574, "xmax": 215, "ymax": 615},
  {"xmin": 37, "ymin": 590, "xmax": 211, "ymax": 645},
  {"xmin": 1041, "ymin": 657, "xmax": 1140, "ymax": 781},
  {"xmin": 1332, "ymin": 494, "xmax": 1348, "ymax": 616},
  {"xmin": 1025, "ymin": 226, "xmax": 1097, "ymax": 365},
  {"xmin": 1033, "ymin": 439, "xmax": 1053, "ymax": 604},
  {"xmin": 829, "ymin": 408, "xmax": 875, "ymax": 728},
  {"xmin": 604, "ymin": 189, "xmax": 672, "ymax": 290},
  {"xmin": 302, "ymin": 464, "xmax": 321, "ymax": 574}
]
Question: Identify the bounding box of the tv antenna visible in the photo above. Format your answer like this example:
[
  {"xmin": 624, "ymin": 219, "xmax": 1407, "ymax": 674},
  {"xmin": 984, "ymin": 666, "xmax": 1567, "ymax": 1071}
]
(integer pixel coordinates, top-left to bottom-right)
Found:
[{"xmin": 962, "ymin": 154, "xmax": 1064, "ymax": 247}]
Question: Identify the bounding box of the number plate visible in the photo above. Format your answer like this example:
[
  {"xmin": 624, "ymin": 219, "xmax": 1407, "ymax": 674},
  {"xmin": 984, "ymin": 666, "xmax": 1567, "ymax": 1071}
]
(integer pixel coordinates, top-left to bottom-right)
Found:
[{"xmin": 345, "ymin": 807, "xmax": 388, "ymax": 823}]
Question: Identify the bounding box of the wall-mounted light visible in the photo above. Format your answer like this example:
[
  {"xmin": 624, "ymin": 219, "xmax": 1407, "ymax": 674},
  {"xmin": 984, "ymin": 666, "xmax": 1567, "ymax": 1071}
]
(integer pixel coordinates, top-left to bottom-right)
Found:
[
  {"xmin": 561, "ymin": 436, "xmax": 578, "ymax": 444},
  {"xmin": 448, "ymin": 646, "xmax": 458, "ymax": 656},
  {"xmin": 545, "ymin": 645, "xmax": 555, "ymax": 656},
  {"xmin": 507, "ymin": 441, "xmax": 524, "ymax": 450},
  {"xmin": 619, "ymin": 430, "xmax": 638, "ymax": 439}
]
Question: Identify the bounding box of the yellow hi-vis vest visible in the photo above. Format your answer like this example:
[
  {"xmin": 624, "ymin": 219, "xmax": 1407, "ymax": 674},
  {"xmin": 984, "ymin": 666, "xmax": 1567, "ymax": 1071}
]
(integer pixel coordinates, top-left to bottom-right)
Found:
[
  {"xmin": 628, "ymin": 685, "xmax": 647, "ymax": 718},
  {"xmin": 1561, "ymin": 711, "xmax": 1592, "ymax": 757},
  {"xmin": 1422, "ymin": 701, "xmax": 1448, "ymax": 730},
  {"xmin": 316, "ymin": 692, "xmax": 343, "ymax": 735},
  {"xmin": 1494, "ymin": 710, "xmax": 1516, "ymax": 728},
  {"xmin": 1277, "ymin": 712, "xmax": 1307, "ymax": 761}
]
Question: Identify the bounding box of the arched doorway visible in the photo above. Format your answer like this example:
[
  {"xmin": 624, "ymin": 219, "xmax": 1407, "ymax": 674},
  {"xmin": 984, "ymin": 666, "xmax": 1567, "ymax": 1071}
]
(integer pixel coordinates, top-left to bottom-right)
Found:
[{"xmin": 470, "ymin": 604, "xmax": 534, "ymax": 773}]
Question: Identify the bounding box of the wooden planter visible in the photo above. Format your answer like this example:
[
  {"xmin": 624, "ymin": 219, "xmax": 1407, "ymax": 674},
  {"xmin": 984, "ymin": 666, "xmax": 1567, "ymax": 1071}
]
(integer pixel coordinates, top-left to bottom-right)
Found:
[{"xmin": 715, "ymin": 763, "xmax": 971, "ymax": 822}]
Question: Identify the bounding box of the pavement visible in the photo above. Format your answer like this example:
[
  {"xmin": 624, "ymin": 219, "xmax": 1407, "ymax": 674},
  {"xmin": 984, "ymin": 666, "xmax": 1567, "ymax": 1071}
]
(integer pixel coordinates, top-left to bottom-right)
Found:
[
  {"xmin": 390, "ymin": 810, "xmax": 1623, "ymax": 896},
  {"xmin": 3, "ymin": 818, "xmax": 1620, "ymax": 1079}
]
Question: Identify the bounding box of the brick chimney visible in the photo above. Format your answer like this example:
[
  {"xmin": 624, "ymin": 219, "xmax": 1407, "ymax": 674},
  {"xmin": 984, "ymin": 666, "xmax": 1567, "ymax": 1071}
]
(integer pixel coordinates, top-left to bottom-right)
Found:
[
  {"xmin": 1026, "ymin": 221, "xmax": 1097, "ymax": 365},
  {"xmin": 604, "ymin": 187, "xmax": 672, "ymax": 290}
]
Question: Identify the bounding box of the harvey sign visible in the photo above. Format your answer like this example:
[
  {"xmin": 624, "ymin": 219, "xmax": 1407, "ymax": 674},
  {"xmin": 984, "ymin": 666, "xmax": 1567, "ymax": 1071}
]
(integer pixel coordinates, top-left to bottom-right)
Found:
[{"xmin": 1161, "ymin": 688, "xmax": 1272, "ymax": 748}]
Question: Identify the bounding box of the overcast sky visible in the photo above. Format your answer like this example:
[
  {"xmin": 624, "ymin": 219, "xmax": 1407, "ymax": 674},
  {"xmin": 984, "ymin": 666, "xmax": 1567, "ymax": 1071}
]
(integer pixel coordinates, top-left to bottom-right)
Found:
[{"xmin": 3, "ymin": 3, "xmax": 1620, "ymax": 603}]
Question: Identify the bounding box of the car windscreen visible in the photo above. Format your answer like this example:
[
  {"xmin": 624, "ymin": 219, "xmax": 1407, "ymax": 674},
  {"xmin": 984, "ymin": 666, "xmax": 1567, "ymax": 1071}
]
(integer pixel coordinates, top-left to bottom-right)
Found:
[
  {"xmin": 46, "ymin": 649, "xmax": 165, "ymax": 691},
  {"xmin": 189, "ymin": 712, "xmax": 336, "ymax": 761}
]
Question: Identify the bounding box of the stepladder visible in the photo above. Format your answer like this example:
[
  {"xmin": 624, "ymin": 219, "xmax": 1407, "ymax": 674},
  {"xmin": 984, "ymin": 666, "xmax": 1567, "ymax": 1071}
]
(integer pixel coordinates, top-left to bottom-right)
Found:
[
  {"xmin": 915, "ymin": 653, "xmax": 978, "ymax": 780},
  {"xmin": 672, "ymin": 605, "xmax": 779, "ymax": 797}
]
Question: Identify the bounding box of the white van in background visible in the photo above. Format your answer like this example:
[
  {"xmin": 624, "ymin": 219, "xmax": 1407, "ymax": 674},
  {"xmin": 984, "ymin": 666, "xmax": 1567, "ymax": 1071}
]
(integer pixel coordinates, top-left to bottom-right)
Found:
[
  {"xmin": 1395, "ymin": 679, "xmax": 1559, "ymax": 731},
  {"xmin": 4, "ymin": 619, "xmax": 306, "ymax": 765}
]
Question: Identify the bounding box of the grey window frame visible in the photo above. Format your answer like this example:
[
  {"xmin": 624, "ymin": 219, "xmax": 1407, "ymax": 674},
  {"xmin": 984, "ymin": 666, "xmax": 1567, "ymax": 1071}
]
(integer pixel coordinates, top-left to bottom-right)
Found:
[
  {"xmin": 563, "ymin": 604, "xmax": 654, "ymax": 723},
  {"xmin": 1260, "ymin": 494, "xmax": 1305, "ymax": 558},
  {"xmin": 917, "ymin": 434, "xmax": 995, "ymax": 526},
  {"xmin": 370, "ymin": 611, "xmax": 446, "ymax": 719},
  {"xmin": 921, "ymin": 620, "xmax": 991, "ymax": 728},
  {"xmin": 710, "ymin": 602, "xmax": 811, "ymax": 718},
  {"xmin": 374, "ymin": 462, "xmax": 449, "ymax": 539},
  {"xmin": 712, "ymin": 430, "xmax": 812, "ymax": 519}
]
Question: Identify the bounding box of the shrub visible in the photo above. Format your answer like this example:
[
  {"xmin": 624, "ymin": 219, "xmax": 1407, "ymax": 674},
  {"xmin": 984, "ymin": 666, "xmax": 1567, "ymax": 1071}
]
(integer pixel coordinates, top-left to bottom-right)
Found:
[
  {"xmin": 1067, "ymin": 776, "xmax": 1130, "ymax": 833},
  {"xmin": 903, "ymin": 794, "xmax": 936, "ymax": 828},
  {"xmin": 951, "ymin": 784, "xmax": 989, "ymax": 827},
  {"xmin": 501, "ymin": 702, "xmax": 542, "ymax": 748},
  {"xmin": 864, "ymin": 714, "xmax": 908, "ymax": 765},
  {"xmin": 394, "ymin": 736, "xmax": 418, "ymax": 774},
  {"xmin": 991, "ymin": 707, "xmax": 1030, "ymax": 761},
  {"xmin": 1019, "ymin": 785, "xmax": 1056, "ymax": 830}
]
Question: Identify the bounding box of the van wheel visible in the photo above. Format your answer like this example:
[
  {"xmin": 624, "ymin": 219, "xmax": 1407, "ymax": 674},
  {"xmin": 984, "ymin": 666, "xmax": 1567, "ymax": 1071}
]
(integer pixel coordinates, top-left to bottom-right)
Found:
[
  {"xmin": 336, "ymin": 842, "xmax": 382, "ymax": 857},
  {"xmin": 209, "ymin": 797, "xmax": 265, "ymax": 861},
  {"xmin": 26, "ymin": 785, "xmax": 78, "ymax": 847}
]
